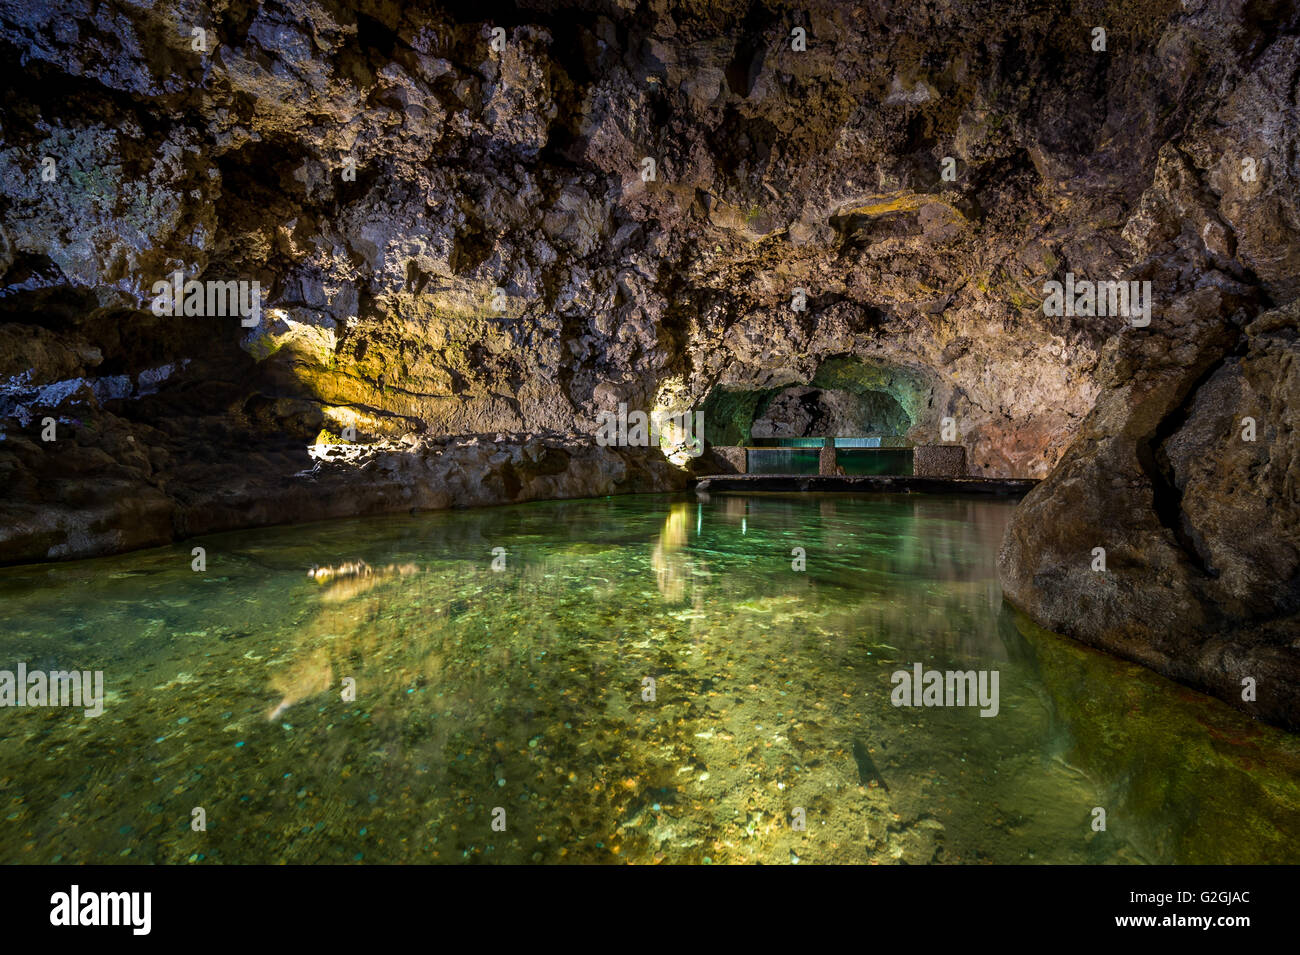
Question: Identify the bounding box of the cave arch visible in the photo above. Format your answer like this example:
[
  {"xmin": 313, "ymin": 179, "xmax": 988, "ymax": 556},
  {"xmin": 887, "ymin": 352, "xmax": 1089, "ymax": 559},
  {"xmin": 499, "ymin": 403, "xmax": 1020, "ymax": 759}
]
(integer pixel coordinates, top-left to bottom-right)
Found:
[
  {"xmin": 751, "ymin": 386, "xmax": 910, "ymax": 438},
  {"xmin": 699, "ymin": 355, "xmax": 935, "ymax": 447}
]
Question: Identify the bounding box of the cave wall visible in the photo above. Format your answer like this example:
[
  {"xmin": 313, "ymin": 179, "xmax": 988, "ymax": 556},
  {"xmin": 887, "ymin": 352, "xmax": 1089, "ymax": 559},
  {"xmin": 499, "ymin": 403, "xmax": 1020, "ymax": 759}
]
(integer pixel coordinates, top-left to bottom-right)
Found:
[
  {"xmin": 996, "ymin": 20, "xmax": 1300, "ymax": 728},
  {"xmin": 0, "ymin": 0, "xmax": 1297, "ymax": 609},
  {"xmin": 751, "ymin": 385, "xmax": 910, "ymax": 438},
  {"xmin": 1, "ymin": 0, "xmax": 1143, "ymax": 474}
]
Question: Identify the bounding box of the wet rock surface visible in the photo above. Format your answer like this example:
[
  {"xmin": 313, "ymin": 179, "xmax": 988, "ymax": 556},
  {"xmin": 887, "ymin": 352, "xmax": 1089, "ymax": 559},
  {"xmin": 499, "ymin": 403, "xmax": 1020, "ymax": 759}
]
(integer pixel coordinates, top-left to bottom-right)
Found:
[
  {"xmin": 0, "ymin": 420, "xmax": 686, "ymax": 566},
  {"xmin": 1000, "ymin": 297, "xmax": 1300, "ymax": 728}
]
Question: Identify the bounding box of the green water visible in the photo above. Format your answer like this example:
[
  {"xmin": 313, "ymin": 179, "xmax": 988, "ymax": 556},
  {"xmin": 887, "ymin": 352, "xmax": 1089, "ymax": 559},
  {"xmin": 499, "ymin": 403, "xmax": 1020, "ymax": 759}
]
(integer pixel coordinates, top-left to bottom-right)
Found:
[
  {"xmin": 840, "ymin": 448, "xmax": 914, "ymax": 476},
  {"xmin": 0, "ymin": 493, "xmax": 1296, "ymax": 865},
  {"xmin": 746, "ymin": 448, "xmax": 820, "ymax": 474}
]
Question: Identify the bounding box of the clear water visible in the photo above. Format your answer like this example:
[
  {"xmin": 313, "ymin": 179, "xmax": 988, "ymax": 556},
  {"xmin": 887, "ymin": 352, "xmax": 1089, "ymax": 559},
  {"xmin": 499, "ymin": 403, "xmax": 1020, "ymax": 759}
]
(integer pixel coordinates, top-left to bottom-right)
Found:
[
  {"xmin": 839, "ymin": 448, "xmax": 914, "ymax": 476},
  {"xmin": 746, "ymin": 448, "xmax": 820, "ymax": 473},
  {"xmin": 0, "ymin": 492, "xmax": 1295, "ymax": 864}
]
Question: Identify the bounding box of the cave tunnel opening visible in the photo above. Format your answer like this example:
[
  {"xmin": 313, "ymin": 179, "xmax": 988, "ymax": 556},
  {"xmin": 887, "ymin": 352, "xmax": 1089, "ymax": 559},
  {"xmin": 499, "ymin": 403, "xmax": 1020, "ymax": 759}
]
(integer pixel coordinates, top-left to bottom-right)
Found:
[
  {"xmin": 698, "ymin": 356, "xmax": 935, "ymax": 475},
  {"xmin": 750, "ymin": 386, "xmax": 911, "ymax": 441}
]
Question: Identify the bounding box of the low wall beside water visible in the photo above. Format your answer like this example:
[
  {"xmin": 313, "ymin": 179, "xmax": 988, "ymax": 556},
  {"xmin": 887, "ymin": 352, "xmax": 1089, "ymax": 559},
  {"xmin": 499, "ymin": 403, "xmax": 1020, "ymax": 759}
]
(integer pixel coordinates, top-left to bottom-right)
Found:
[
  {"xmin": 913, "ymin": 445, "xmax": 967, "ymax": 477},
  {"xmin": 709, "ymin": 441, "xmax": 970, "ymax": 479}
]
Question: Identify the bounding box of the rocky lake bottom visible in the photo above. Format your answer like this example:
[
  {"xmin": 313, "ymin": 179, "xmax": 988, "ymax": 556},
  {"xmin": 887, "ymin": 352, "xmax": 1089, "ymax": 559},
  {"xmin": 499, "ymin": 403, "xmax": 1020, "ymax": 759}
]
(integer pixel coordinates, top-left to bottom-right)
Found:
[{"xmin": 0, "ymin": 492, "xmax": 1295, "ymax": 864}]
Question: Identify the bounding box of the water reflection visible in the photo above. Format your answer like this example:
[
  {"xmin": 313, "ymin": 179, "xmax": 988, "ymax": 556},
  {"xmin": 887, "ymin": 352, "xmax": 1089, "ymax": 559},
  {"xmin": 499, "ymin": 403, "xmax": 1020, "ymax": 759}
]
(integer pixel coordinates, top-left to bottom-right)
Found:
[
  {"xmin": 651, "ymin": 502, "xmax": 697, "ymax": 602},
  {"xmin": 0, "ymin": 493, "xmax": 1294, "ymax": 864},
  {"xmin": 308, "ymin": 561, "xmax": 420, "ymax": 603}
]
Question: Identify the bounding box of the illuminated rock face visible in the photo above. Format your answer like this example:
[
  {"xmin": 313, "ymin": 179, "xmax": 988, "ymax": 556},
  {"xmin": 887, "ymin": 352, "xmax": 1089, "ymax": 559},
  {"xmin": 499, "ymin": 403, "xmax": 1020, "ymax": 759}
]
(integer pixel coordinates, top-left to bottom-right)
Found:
[{"xmin": 0, "ymin": 1, "xmax": 1297, "ymax": 718}]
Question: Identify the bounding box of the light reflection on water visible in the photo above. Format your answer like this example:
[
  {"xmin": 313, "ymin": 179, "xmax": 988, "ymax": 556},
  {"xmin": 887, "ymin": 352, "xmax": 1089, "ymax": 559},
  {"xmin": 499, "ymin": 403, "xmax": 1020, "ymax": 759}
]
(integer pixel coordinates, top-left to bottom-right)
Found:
[{"xmin": 0, "ymin": 492, "xmax": 1295, "ymax": 864}]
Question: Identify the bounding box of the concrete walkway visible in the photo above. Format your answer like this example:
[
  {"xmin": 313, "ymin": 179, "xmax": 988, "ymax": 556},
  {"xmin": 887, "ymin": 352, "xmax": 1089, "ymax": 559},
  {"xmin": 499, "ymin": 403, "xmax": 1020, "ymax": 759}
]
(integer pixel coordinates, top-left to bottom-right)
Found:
[{"xmin": 693, "ymin": 474, "xmax": 1039, "ymax": 496}]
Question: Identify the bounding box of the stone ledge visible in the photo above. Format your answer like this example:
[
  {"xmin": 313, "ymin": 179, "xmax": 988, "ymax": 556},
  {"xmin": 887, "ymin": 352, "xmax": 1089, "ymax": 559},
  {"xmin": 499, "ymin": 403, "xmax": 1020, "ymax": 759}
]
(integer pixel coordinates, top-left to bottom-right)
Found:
[{"xmin": 693, "ymin": 474, "xmax": 1037, "ymax": 496}]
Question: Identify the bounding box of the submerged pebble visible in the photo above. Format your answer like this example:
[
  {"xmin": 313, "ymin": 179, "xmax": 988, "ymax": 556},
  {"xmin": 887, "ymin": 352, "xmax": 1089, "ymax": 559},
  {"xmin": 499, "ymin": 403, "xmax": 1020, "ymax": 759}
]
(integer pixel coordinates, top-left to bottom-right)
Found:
[{"xmin": 0, "ymin": 494, "xmax": 1295, "ymax": 866}]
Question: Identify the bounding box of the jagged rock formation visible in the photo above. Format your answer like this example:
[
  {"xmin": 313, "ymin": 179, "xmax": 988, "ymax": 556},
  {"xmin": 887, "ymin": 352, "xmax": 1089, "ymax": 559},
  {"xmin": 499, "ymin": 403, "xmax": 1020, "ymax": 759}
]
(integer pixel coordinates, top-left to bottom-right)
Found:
[
  {"xmin": 999, "ymin": 24, "xmax": 1300, "ymax": 729},
  {"xmin": 0, "ymin": 2, "xmax": 1297, "ymax": 719},
  {"xmin": 1001, "ymin": 295, "xmax": 1300, "ymax": 729},
  {"xmin": 0, "ymin": 427, "xmax": 686, "ymax": 562},
  {"xmin": 751, "ymin": 385, "xmax": 910, "ymax": 438}
]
